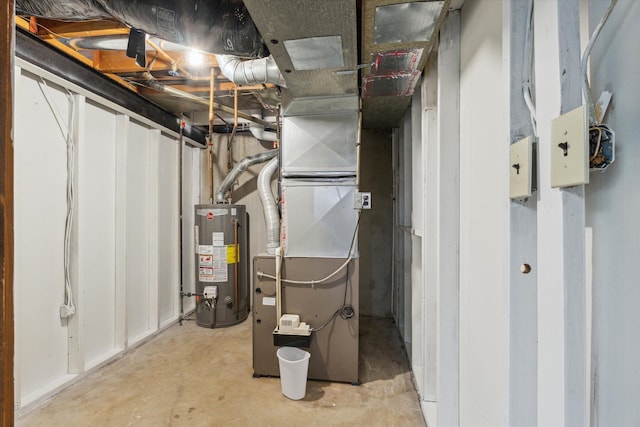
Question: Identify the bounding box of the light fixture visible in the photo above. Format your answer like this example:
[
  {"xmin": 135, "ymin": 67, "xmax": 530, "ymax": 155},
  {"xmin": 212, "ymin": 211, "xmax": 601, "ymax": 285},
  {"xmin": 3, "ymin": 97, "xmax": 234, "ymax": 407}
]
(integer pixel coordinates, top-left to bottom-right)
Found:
[{"xmin": 187, "ymin": 50, "xmax": 205, "ymax": 67}]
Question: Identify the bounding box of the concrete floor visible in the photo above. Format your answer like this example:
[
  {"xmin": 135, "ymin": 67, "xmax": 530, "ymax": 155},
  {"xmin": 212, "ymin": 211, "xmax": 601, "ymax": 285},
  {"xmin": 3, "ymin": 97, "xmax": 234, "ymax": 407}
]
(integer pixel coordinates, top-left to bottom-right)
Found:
[{"xmin": 16, "ymin": 316, "xmax": 425, "ymax": 426}]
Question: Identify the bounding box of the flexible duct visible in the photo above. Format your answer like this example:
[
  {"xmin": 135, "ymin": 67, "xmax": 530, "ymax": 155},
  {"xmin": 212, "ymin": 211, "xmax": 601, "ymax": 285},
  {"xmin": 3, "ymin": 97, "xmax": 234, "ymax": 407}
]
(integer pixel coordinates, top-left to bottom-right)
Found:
[
  {"xmin": 215, "ymin": 150, "xmax": 278, "ymax": 203},
  {"xmin": 216, "ymin": 54, "xmax": 286, "ymax": 87},
  {"xmin": 16, "ymin": 0, "xmax": 267, "ymax": 58},
  {"xmin": 258, "ymin": 157, "xmax": 280, "ymax": 254}
]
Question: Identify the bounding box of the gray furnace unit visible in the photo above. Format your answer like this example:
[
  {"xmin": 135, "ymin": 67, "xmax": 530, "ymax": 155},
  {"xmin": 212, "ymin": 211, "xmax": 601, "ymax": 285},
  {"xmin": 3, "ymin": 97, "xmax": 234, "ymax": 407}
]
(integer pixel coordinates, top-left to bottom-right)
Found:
[{"xmin": 194, "ymin": 204, "xmax": 250, "ymax": 328}]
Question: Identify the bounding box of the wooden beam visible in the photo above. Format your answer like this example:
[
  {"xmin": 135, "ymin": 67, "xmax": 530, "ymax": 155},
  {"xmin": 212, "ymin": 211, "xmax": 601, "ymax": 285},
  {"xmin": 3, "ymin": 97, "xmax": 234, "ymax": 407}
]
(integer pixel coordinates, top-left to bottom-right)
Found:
[
  {"xmin": 1, "ymin": 0, "xmax": 15, "ymax": 424},
  {"xmin": 95, "ymin": 50, "xmax": 219, "ymax": 74},
  {"xmin": 35, "ymin": 18, "xmax": 129, "ymax": 39},
  {"xmin": 95, "ymin": 50, "xmax": 175, "ymax": 74}
]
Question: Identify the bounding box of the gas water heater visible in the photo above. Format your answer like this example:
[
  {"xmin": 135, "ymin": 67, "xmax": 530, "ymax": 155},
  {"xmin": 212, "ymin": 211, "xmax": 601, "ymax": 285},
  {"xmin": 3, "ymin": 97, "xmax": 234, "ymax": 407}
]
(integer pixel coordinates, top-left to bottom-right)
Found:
[{"xmin": 194, "ymin": 204, "xmax": 249, "ymax": 328}]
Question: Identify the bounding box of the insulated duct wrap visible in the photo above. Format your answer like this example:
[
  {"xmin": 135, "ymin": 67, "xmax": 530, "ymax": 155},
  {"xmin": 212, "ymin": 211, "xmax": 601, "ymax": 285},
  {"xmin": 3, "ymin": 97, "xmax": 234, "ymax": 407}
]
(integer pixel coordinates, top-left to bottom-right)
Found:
[
  {"xmin": 15, "ymin": 0, "xmax": 109, "ymax": 19},
  {"xmin": 16, "ymin": 0, "xmax": 267, "ymax": 58},
  {"xmin": 216, "ymin": 150, "xmax": 278, "ymax": 203},
  {"xmin": 257, "ymin": 157, "xmax": 280, "ymax": 254}
]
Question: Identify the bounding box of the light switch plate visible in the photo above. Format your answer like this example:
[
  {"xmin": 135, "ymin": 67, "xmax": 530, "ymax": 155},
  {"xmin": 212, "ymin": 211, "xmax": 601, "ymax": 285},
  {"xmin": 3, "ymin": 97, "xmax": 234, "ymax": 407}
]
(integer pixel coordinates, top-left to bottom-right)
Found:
[
  {"xmin": 550, "ymin": 105, "xmax": 589, "ymax": 188},
  {"xmin": 510, "ymin": 136, "xmax": 534, "ymax": 199}
]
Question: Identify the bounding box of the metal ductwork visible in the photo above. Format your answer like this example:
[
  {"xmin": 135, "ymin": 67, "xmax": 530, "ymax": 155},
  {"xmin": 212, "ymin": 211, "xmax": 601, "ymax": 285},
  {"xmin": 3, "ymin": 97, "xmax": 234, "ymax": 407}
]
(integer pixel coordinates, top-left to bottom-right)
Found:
[
  {"xmin": 257, "ymin": 157, "xmax": 280, "ymax": 254},
  {"xmin": 216, "ymin": 54, "xmax": 286, "ymax": 87},
  {"xmin": 16, "ymin": 0, "xmax": 268, "ymax": 58},
  {"xmin": 216, "ymin": 150, "xmax": 278, "ymax": 203}
]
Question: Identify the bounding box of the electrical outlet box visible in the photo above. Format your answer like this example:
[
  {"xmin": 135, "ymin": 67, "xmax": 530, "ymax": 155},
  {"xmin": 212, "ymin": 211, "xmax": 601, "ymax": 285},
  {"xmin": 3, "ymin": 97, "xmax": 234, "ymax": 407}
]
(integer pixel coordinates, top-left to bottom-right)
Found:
[
  {"xmin": 354, "ymin": 192, "xmax": 372, "ymax": 209},
  {"xmin": 509, "ymin": 136, "xmax": 535, "ymax": 199},
  {"xmin": 550, "ymin": 105, "xmax": 589, "ymax": 188},
  {"xmin": 361, "ymin": 192, "xmax": 371, "ymax": 209}
]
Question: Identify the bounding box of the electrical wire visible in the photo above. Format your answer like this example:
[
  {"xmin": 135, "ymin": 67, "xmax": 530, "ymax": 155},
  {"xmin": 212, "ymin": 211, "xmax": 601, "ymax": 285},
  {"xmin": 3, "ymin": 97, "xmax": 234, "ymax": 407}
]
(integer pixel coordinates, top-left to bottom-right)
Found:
[
  {"xmin": 581, "ymin": 0, "xmax": 618, "ymax": 125},
  {"xmin": 589, "ymin": 126, "xmax": 602, "ymax": 162},
  {"xmin": 311, "ymin": 261, "xmax": 355, "ymax": 333},
  {"xmin": 37, "ymin": 78, "xmax": 77, "ymax": 317},
  {"xmin": 522, "ymin": 0, "xmax": 537, "ymax": 136},
  {"xmin": 257, "ymin": 211, "xmax": 361, "ymax": 285}
]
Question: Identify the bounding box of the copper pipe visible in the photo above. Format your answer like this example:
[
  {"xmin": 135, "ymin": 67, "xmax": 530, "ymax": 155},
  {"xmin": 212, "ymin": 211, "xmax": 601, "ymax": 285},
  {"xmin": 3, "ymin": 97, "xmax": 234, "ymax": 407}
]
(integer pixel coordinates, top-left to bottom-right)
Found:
[
  {"xmin": 230, "ymin": 86, "xmax": 239, "ymax": 142},
  {"xmin": 145, "ymin": 39, "xmax": 193, "ymax": 79},
  {"xmin": 233, "ymin": 218, "xmax": 239, "ymax": 318},
  {"xmin": 208, "ymin": 68, "xmax": 215, "ymax": 203},
  {"xmin": 227, "ymin": 87, "xmax": 239, "ymax": 171}
]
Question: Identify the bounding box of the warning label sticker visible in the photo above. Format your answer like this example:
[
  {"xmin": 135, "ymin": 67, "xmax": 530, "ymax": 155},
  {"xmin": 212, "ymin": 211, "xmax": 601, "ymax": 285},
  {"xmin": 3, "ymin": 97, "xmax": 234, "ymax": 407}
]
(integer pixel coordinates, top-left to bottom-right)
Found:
[
  {"xmin": 199, "ymin": 267, "xmax": 215, "ymax": 282},
  {"xmin": 210, "ymin": 246, "xmax": 228, "ymax": 282},
  {"xmin": 197, "ymin": 245, "xmax": 213, "ymax": 255},
  {"xmin": 226, "ymin": 244, "xmax": 239, "ymax": 264},
  {"xmin": 199, "ymin": 254, "xmax": 213, "ymax": 267}
]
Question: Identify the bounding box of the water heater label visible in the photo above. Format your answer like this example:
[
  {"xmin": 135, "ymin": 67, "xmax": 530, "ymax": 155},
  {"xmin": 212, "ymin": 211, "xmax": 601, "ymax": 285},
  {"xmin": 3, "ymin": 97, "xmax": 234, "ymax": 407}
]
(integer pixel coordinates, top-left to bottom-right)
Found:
[
  {"xmin": 199, "ymin": 255, "xmax": 213, "ymax": 267},
  {"xmin": 197, "ymin": 245, "xmax": 213, "ymax": 255},
  {"xmin": 212, "ymin": 232, "xmax": 225, "ymax": 247},
  {"xmin": 199, "ymin": 267, "xmax": 214, "ymax": 282},
  {"xmin": 210, "ymin": 246, "xmax": 228, "ymax": 282}
]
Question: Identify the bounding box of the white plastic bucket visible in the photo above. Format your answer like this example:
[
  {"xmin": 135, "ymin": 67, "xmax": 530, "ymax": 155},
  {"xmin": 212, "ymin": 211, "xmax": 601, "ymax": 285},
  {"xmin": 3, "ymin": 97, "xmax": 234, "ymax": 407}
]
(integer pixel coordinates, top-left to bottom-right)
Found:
[{"xmin": 276, "ymin": 347, "xmax": 311, "ymax": 400}]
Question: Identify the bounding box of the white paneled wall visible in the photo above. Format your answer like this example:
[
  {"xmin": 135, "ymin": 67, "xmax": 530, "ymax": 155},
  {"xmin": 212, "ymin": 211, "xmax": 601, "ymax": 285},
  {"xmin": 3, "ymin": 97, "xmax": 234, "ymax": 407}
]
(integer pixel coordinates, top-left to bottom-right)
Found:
[
  {"xmin": 13, "ymin": 62, "xmax": 201, "ymax": 412},
  {"xmin": 78, "ymin": 100, "xmax": 118, "ymax": 369},
  {"xmin": 157, "ymin": 134, "xmax": 180, "ymax": 327},
  {"xmin": 14, "ymin": 70, "xmax": 74, "ymax": 407},
  {"xmin": 125, "ymin": 120, "xmax": 153, "ymax": 344}
]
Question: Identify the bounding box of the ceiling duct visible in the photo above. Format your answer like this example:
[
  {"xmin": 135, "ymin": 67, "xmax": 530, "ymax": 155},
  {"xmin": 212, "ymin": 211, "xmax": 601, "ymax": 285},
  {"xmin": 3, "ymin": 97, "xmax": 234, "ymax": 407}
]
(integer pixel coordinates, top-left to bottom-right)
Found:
[
  {"xmin": 16, "ymin": 0, "xmax": 268, "ymax": 58},
  {"xmin": 216, "ymin": 54, "xmax": 286, "ymax": 87}
]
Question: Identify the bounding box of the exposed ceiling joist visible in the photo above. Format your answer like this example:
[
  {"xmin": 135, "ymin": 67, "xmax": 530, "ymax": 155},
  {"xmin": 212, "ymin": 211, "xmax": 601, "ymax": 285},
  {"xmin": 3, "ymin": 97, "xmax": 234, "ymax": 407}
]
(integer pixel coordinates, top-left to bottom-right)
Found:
[
  {"xmin": 29, "ymin": 18, "xmax": 129, "ymax": 39},
  {"xmin": 94, "ymin": 50, "xmax": 218, "ymax": 74}
]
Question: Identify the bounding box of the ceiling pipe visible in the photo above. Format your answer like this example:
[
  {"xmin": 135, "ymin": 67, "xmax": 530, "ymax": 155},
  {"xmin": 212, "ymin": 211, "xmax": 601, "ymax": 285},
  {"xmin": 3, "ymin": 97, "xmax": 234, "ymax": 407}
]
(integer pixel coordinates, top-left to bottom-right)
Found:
[
  {"xmin": 145, "ymin": 38, "xmax": 192, "ymax": 79},
  {"xmin": 249, "ymin": 114, "xmax": 278, "ymax": 142},
  {"xmin": 139, "ymin": 72, "xmax": 272, "ymax": 128},
  {"xmin": 215, "ymin": 150, "xmax": 278, "ymax": 203},
  {"xmin": 216, "ymin": 54, "xmax": 286, "ymax": 87}
]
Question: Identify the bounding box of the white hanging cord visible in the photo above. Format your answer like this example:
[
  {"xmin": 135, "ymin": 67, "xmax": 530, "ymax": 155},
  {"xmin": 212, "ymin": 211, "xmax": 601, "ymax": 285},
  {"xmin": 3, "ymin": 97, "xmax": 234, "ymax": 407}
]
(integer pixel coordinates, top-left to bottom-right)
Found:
[
  {"xmin": 581, "ymin": 0, "xmax": 618, "ymax": 125},
  {"xmin": 258, "ymin": 212, "xmax": 361, "ymax": 285},
  {"xmin": 522, "ymin": 0, "xmax": 537, "ymax": 136},
  {"xmin": 37, "ymin": 78, "xmax": 77, "ymax": 317}
]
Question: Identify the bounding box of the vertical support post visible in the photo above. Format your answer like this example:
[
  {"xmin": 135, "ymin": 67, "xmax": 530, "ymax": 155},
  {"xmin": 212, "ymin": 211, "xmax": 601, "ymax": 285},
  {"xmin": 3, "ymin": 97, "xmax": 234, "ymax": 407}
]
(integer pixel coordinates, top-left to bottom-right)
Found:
[
  {"xmin": 391, "ymin": 128, "xmax": 398, "ymax": 319},
  {"xmin": 410, "ymin": 77, "xmax": 423, "ymax": 383},
  {"xmin": 535, "ymin": 0, "xmax": 587, "ymax": 425},
  {"xmin": 1, "ymin": 1, "xmax": 15, "ymax": 423},
  {"xmin": 505, "ymin": 1, "xmax": 538, "ymax": 425},
  {"xmin": 437, "ymin": 9, "xmax": 461, "ymax": 427},
  {"xmin": 148, "ymin": 129, "xmax": 160, "ymax": 332},
  {"xmin": 114, "ymin": 114, "xmax": 129, "ymax": 350},
  {"xmin": 402, "ymin": 108, "xmax": 412, "ymax": 345},
  {"xmin": 422, "ymin": 50, "xmax": 439, "ymax": 415},
  {"xmin": 557, "ymin": 1, "xmax": 587, "ymax": 425}
]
